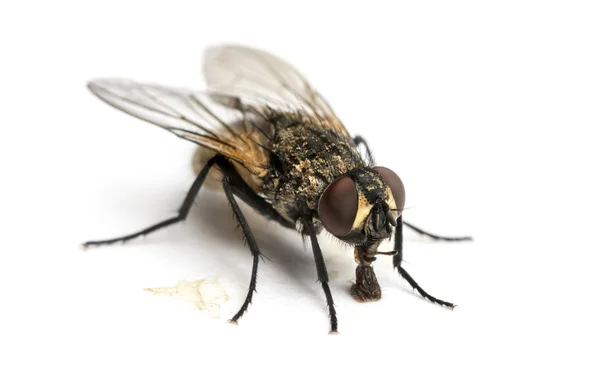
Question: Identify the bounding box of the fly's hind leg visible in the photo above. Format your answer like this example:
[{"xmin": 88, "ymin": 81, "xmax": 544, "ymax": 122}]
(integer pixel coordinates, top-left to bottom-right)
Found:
[{"xmin": 82, "ymin": 156, "xmax": 219, "ymax": 247}]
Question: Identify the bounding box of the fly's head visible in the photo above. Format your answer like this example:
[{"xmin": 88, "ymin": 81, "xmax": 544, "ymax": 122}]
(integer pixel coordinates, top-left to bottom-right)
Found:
[{"xmin": 318, "ymin": 167, "xmax": 406, "ymax": 247}]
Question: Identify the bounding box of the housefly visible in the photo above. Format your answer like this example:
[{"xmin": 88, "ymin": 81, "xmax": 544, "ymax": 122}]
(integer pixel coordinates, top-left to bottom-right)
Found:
[{"xmin": 83, "ymin": 45, "xmax": 472, "ymax": 333}]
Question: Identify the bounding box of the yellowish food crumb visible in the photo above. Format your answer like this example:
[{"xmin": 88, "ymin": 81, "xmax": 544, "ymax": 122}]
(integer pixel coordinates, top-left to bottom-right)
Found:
[{"xmin": 145, "ymin": 277, "xmax": 230, "ymax": 318}]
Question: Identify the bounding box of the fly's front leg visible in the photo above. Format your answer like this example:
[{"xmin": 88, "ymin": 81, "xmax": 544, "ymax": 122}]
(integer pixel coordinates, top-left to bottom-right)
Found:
[{"xmin": 393, "ymin": 215, "xmax": 455, "ymax": 308}]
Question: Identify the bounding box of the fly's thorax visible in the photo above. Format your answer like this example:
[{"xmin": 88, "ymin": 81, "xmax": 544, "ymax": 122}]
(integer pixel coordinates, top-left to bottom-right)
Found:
[{"xmin": 262, "ymin": 114, "xmax": 364, "ymax": 222}]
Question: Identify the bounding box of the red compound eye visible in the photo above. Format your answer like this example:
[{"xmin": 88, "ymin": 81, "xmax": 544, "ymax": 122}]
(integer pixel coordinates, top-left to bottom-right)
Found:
[
  {"xmin": 318, "ymin": 175, "xmax": 358, "ymax": 236},
  {"xmin": 373, "ymin": 167, "xmax": 406, "ymax": 215}
]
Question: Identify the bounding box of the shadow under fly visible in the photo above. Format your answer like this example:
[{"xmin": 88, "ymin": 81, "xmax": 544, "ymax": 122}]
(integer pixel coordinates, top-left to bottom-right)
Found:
[{"xmin": 83, "ymin": 44, "xmax": 472, "ymax": 333}]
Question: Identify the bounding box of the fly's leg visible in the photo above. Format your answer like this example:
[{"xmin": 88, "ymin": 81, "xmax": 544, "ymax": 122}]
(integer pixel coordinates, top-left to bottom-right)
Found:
[
  {"xmin": 216, "ymin": 156, "xmax": 298, "ymax": 323},
  {"xmin": 403, "ymin": 221, "xmax": 473, "ymax": 241},
  {"xmin": 83, "ymin": 151, "xmax": 294, "ymax": 248},
  {"xmin": 214, "ymin": 156, "xmax": 306, "ymax": 324},
  {"xmin": 353, "ymin": 135, "xmax": 375, "ymax": 165},
  {"xmin": 302, "ymin": 217, "xmax": 338, "ymax": 334},
  {"xmin": 215, "ymin": 156, "xmax": 294, "ymax": 323},
  {"xmin": 83, "ymin": 156, "xmax": 219, "ymax": 247},
  {"xmin": 221, "ymin": 180, "xmax": 259, "ymax": 324},
  {"xmin": 393, "ymin": 215, "xmax": 456, "ymax": 309}
]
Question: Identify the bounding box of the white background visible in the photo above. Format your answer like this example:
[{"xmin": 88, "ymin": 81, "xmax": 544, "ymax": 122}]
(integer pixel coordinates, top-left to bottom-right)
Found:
[{"xmin": 1, "ymin": 1, "xmax": 599, "ymax": 369}]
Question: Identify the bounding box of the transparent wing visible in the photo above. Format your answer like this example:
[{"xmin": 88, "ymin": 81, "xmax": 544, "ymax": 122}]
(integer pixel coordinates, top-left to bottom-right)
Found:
[
  {"xmin": 87, "ymin": 78, "xmax": 270, "ymax": 175},
  {"xmin": 203, "ymin": 45, "xmax": 351, "ymax": 139}
]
